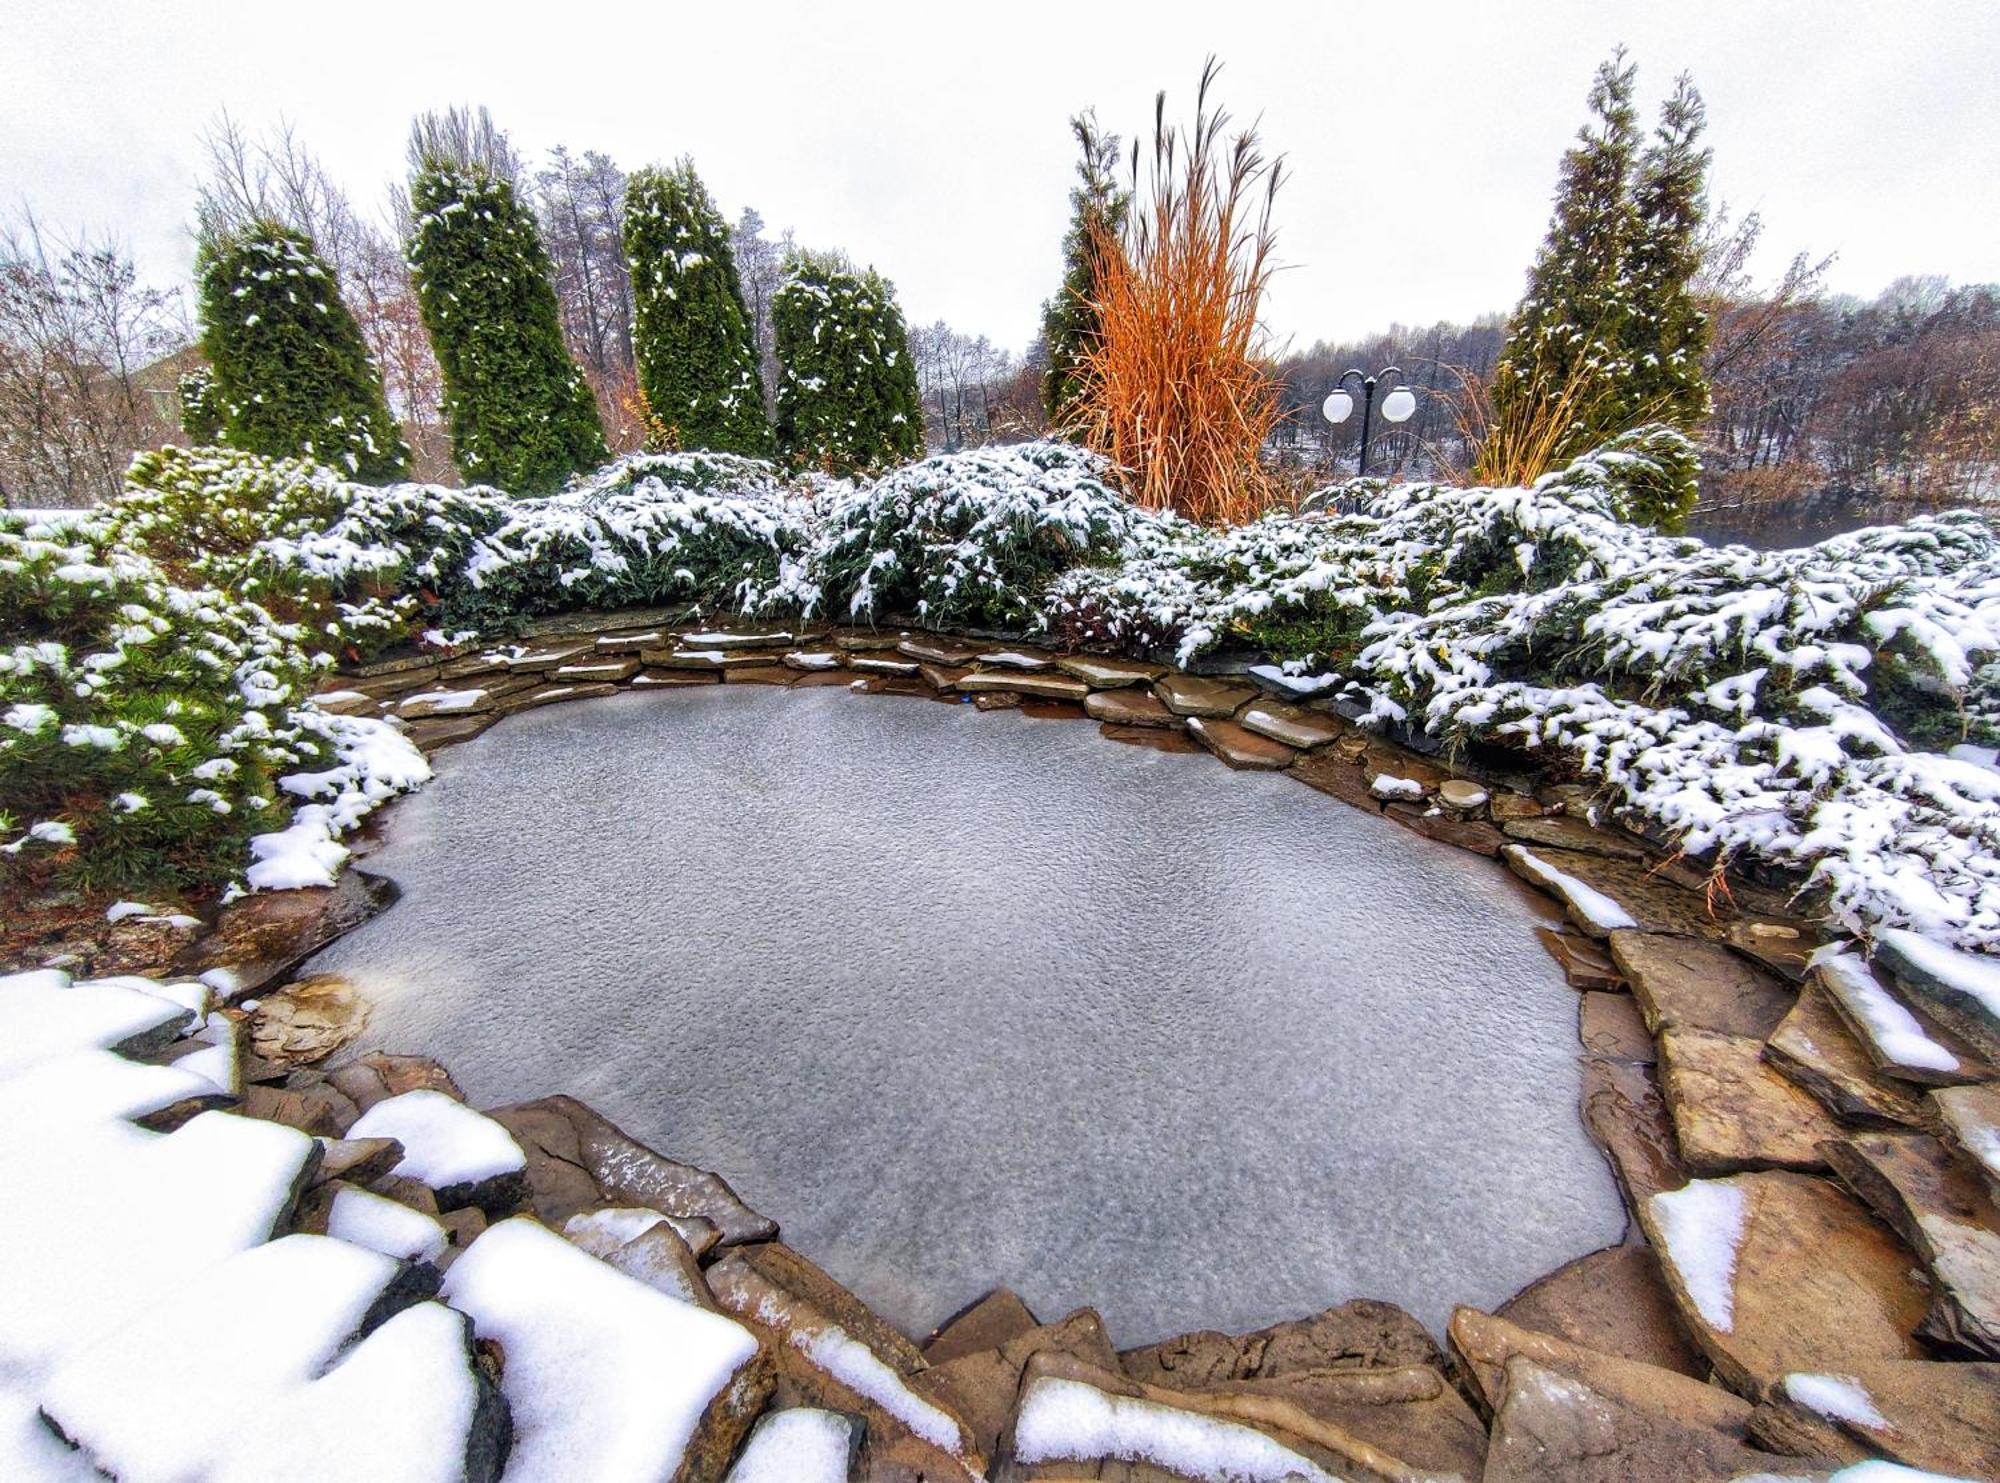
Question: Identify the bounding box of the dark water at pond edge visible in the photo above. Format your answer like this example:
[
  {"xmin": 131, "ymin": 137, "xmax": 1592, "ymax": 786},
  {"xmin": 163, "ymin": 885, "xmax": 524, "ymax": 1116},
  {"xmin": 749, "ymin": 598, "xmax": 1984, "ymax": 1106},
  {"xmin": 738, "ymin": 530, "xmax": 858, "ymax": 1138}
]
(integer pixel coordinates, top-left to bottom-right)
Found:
[{"xmin": 308, "ymin": 684, "xmax": 1623, "ymax": 1344}]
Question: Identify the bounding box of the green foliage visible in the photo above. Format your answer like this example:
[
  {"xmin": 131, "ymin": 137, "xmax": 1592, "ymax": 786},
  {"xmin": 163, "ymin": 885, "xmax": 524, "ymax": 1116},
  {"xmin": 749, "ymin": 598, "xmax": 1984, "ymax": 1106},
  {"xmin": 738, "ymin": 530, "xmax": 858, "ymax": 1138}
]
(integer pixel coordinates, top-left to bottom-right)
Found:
[
  {"xmin": 773, "ymin": 253, "xmax": 922, "ymax": 476},
  {"xmin": 1537, "ymin": 423, "xmax": 1700, "ymax": 532},
  {"xmin": 195, "ymin": 222, "xmax": 409, "ymax": 480},
  {"xmin": 0, "ymin": 510, "xmax": 336, "ymax": 890},
  {"xmin": 796, "ymin": 442, "xmax": 1145, "ymax": 629},
  {"xmin": 177, "ymin": 367, "xmax": 222, "ymax": 444},
  {"xmin": 1040, "ymin": 111, "xmax": 1129, "ymax": 429},
  {"xmin": 1489, "ymin": 53, "xmax": 1715, "ymax": 505},
  {"xmin": 1623, "ymin": 74, "xmax": 1714, "ymax": 434},
  {"xmin": 406, "ymin": 159, "xmax": 606, "ymax": 493},
  {"xmin": 624, "ymin": 161, "xmax": 771, "ymax": 456}
]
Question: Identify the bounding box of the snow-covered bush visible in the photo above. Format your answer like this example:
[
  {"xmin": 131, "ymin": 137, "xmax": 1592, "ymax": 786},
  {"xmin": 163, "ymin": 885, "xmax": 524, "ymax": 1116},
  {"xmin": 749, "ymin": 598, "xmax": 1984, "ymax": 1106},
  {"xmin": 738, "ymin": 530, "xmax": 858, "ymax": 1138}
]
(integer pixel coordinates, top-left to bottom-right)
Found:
[
  {"xmin": 13, "ymin": 434, "xmax": 2000, "ymax": 952},
  {"xmin": 785, "ymin": 443, "xmax": 1158, "ymax": 630},
  {"xmin": 0, "ymin": 511, "xmax": 413, "ymax": 891}
]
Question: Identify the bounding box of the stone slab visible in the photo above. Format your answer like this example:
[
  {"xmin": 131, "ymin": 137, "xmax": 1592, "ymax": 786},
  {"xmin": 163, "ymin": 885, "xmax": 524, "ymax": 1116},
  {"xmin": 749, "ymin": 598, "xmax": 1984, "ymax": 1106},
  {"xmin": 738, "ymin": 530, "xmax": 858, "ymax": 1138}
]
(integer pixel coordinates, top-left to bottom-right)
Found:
[
  {"xmin": 1481, "ymin": 1356, "xmax": 1786, "ymax": 1483},
  {"xmin": 1186, "ymin": 715, "xmax": 1298, "ymax": 770},
  {"xmin": 1581, "ymin": 1056, "xmax": 1688, "ymax": 1220},
  {"xmin": 1611, "ymin": 930, "xmax": 1797, "ymax": 1039},
  {"xmin": 1083, "ymin": 688, "xmax": 1180, "ymax": 728},
  {"xmin": 1657, "ymin": 1026, "xmax": 1847, "ymax": 1174},
  {"xmin": 1820, "ymin": 1131, "xmax": 2000, "ymax": 1358},
  {"xmin": 1446, "ymin": 1306, "xmax": 1749, "ymax": 1432},
  {"xmin": 1494, "ymin": 1244, "xmax": 1703, "ymax": 1379},
  {"xmin": 1236, "ymin": 701, "xmax": 1343, "ymax": 751},
  {"xmin": 1579, "ymin": 992, "xmax": 1655, "ymax": 1062},
  {"xmin": 1153, "ymin": 673, "xmax": 1256, "ymax": 718},
  {"xmin": 1055, "ymin": 654, "xmax": 1165, "ymax": 688},
  {"xmin": 1764, "ymin": 981, "xmax": 1928, "ymax": 1129},
  {"xmin": 956, "ymin": 671, "xmax": 1089, "ymax": 701},
  {"xmin": 1639, "ymin": 1170, "xmax": 1932, "ymax": 1397}
]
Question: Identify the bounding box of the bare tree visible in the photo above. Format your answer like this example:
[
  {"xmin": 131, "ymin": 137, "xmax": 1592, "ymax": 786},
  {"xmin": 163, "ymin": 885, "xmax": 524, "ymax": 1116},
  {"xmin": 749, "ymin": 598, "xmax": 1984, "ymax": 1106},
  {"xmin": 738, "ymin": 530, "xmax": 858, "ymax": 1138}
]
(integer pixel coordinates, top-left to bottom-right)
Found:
[
  {"xmin": 730, "ymin": 208, "xmax": 789, "ymax": 415},
  {"xmin": 406, "ymin": 105, "xmax": 524, "ymax": 186},
  {"xmin": 535, "ymin": 147, "xmax": 639, "ymax": 453},
  {"xmin": 0, "ymin": 211, "xmax": 187, "ymax": 507}
]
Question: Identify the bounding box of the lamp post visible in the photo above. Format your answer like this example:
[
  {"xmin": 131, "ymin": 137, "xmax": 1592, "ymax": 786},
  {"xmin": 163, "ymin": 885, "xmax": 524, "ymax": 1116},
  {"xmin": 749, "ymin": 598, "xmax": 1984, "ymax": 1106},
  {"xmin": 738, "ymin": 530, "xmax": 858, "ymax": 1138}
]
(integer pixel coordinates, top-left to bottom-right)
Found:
[{"xmin": 1321, "ymin": 366, "xmax": 1418, "ymax": 477}]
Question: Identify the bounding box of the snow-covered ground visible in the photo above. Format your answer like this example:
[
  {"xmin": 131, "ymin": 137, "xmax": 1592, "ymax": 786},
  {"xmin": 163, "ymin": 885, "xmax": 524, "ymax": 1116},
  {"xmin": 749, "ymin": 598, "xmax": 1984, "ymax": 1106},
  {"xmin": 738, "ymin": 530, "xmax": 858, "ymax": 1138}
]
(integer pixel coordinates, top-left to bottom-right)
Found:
[{"xmin": 305, "ymin": 683, "xmax": 1624, "ymax": 1343}]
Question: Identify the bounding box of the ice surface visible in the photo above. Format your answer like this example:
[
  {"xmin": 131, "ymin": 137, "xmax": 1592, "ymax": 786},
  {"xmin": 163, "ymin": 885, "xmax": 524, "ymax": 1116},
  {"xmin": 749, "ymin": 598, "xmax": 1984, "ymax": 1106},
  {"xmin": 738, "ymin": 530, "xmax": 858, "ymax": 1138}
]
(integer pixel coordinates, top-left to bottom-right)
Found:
[
  {"xmin": 346, "ymin": 1089, "xmax": 525, "ymax": 1187},
  {"xmin": 1648, "ymin": 1177, "xmax": 1748, "ymax": 1332},
  {"xmin": 724, "ymin": 1408, "xmax": 853, "ymax": 1483},
  {"xmin": 312, "ymin": 684, "xmax": 1623, "ymax": 1342},
  {"xmin": 1012, "ymin": 1373, "xmax": 1344, "ymax": 1482},
  {"xmin": 440, "ymin": 1217, "xmax": 758, "ymax": 1483}
]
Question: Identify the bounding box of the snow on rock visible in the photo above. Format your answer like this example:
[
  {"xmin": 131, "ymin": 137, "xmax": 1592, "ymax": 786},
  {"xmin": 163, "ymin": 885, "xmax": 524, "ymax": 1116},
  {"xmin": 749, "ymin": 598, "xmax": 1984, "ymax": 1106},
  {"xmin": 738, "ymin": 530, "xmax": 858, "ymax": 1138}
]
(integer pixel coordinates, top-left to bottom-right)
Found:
[
  {"xmin": 0, "ymin": 969, "xmax": 193, "ymax": 1079},
  {"xmin": 439, "ymin": 1217, "xmax": 761, "ymax": 1483},
  {"xmin": 1503, "ymin": 845, "xmax": 1639, "ymax": 934},
  {"xmin": 347, "ymin": 1089, "xmax": 525, "ymax": 1195},
  {"xmin": 1010, "ymin": 1373, "xmax": 1345, "ymax": 1482},
  {"xmin": 207, "ymin": 1301, "xmax": 501, "ymax": 1483},
  {"xmin": 39, "ymin": 1234, "xmax": 406, "ymax": 1476},
  {"xmin": 1781, "ymin": 1372, "xmax": 1889, "ymax": 1432},
  {"xmin": 1368, "ymin": 773, "xmax": 1425, "ymax": 801},
  {"xmin": 1874, "ymin": 928, "xmax": 2000, "ymax": 1043},
  {"xmin": 0, "ymin": 1092, "xmax": 312, "ymax": 1380},
  {"xmin": 1810, "ymin": 947, "xmax": 1962, "ymax": 1074},
  {"xmin": 723, "ymin": 1408, "xmax": 855, "ymax": 1483},
  {"xmin": 326, "ymin": 1184, "xmax": 450, "ymax": 1264},
  {"xmin": 1647, "ymin": 1177, "xmax": 1749, "ymax": 1333}
]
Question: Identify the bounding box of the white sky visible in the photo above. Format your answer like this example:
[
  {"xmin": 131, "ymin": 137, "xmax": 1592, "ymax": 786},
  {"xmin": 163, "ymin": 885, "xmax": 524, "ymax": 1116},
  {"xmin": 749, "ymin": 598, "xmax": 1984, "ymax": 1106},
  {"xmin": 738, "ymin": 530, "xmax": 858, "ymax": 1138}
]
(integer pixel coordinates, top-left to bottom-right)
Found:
[{"xmin": 4, "ymin": 0, "xmax": 1998, "ymax": 354}]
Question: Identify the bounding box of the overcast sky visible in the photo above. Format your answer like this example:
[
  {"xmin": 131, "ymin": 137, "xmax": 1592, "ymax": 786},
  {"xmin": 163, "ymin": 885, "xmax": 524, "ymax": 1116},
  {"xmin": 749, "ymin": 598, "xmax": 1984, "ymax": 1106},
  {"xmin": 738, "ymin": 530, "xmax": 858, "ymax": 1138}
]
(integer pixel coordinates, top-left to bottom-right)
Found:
[{"xmin": 5, "ymin": 0, "xmax": 1998, "ymax": 354}]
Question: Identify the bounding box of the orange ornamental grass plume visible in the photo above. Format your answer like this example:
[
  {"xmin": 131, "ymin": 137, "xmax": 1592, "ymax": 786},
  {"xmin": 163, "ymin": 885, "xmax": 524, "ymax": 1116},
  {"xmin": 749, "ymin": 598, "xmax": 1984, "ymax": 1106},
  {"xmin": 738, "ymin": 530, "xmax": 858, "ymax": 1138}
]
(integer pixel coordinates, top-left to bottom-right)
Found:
[{"xmin": 1065, "ymin": 60, "xmax": 1288, "ymax": 527}]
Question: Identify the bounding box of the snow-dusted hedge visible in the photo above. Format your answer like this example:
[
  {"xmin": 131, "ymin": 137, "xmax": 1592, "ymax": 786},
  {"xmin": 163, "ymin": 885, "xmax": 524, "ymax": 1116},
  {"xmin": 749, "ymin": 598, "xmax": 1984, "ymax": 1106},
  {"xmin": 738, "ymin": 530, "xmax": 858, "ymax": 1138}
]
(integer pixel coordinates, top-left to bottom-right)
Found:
[
  {"xmin": 0, "ymin": 495, "xmax": 424, "ymax": 892},
  {"xmin": 9, "ymin": 431, "xmax": 2000, "ymax": 955}
]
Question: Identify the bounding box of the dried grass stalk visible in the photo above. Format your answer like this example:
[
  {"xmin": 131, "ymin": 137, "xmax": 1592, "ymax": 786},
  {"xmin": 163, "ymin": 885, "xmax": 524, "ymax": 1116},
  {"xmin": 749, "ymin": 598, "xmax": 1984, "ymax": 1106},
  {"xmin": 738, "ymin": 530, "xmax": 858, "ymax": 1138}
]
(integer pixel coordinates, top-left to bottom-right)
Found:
[{"xmin": 1066, "ymin": 60, "xmax": 1287, "ymax": 526}]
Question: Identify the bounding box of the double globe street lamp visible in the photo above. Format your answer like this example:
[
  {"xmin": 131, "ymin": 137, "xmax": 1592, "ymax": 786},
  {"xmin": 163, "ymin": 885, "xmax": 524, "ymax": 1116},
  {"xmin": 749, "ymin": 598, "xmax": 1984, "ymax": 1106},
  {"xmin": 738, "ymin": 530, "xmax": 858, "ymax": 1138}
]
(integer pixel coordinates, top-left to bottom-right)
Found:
[{"xmin": 1321, "ymin": 366, "xmax": 1419, "ymax": 478}]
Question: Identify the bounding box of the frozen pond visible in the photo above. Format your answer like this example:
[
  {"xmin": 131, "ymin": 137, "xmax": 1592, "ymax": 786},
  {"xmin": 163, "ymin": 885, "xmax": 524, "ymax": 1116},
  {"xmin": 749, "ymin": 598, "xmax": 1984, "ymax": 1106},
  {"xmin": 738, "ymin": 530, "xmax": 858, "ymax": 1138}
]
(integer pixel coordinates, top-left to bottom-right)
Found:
[{"xmin": 310, "ymin": 682, "xmax": 1623, "ymax": 1344}]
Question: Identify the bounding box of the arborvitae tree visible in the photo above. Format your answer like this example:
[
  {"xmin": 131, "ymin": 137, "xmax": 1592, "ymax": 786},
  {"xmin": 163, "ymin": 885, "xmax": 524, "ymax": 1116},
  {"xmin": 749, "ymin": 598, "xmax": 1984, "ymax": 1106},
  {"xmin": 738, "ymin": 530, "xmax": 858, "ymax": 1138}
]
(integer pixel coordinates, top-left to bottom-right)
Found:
[
  {"xmin": 1624, "ymin": 74, "xmax": 1714, "ymax": 434},
  {"xmin": 177, "ymin": 367, "xmax": 223, "ymax": 445},
  {"xmin": 1489, "ymin": 50, "xmax": 1643, "ymax": 463},
  {"xmin": 194, "ymin": 222, "xmax": 408, "ymax": 479},
  {"xmin": 623, "ymin": 160, "xmax": 771, "ymax": 455},
  {"xmin": 773, "ymin": 253, "xmax": 922, "ymax": 474},
  {"xmin": 406, "ymin": 148, "xmax": 605, "ymax": 492},
  {"xmin": 1040, "ymin": 111, "xmax": 1129, "ymax": 429}
]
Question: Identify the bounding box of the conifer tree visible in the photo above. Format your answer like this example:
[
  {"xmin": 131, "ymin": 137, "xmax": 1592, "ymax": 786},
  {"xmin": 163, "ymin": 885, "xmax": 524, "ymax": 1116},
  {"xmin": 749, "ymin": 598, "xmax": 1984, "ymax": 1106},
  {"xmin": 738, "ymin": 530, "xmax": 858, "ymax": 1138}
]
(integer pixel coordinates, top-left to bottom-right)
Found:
[
  {"xmin": 177, "ymin": 367, "xmax": 223, "ymax": 445},
  {"xmin": 1040, "ymin": 110, "xmax": 1129, "ymax": 429},
  {"xmin": 194, "ymin": 222, "xmax": 408, "ymax": 479},
  {"xmin": 406, "ymin": 133, "xmax": 605, "ymax": 493},
  {"xmin": 1624, "ymin": 74, "xmax": 1714, "ymax": 434},
  {"xmin": 773, "ymin": 253, "xmax": 922, "ymax": 474},
  {"xmin": 623, "ymin": 160, "xmax": 771, "ymax": 455},
  {"xmin": 1489, "ymin": 50, "xmax": 1643, "ymax": 464}
]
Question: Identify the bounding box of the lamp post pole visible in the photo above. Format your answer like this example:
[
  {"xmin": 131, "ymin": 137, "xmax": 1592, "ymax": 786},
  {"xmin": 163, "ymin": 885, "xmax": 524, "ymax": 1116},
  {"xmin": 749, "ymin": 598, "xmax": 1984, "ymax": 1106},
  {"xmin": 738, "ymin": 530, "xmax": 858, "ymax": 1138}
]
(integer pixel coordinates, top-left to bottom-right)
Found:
[{"xmin": 1321, "ymin": 365, "xmax": 1416, "ymax": 478}]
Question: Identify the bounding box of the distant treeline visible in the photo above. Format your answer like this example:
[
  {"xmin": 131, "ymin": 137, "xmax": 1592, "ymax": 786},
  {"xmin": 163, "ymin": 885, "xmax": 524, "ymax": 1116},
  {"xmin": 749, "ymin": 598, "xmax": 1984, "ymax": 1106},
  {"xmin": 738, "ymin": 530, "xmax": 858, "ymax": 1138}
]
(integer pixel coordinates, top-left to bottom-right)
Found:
[{"xmin": 1270, "ymin": 276, "xmax": 2000, "ymax": 511}]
